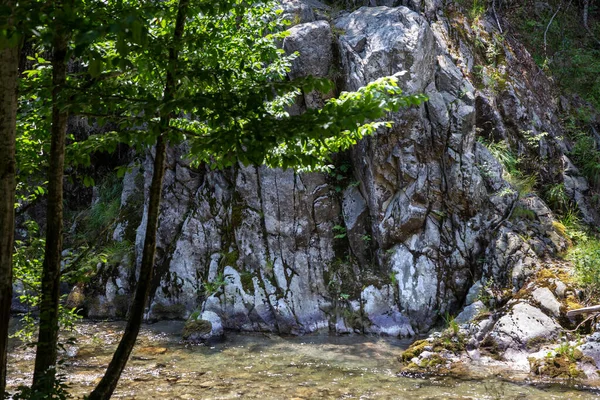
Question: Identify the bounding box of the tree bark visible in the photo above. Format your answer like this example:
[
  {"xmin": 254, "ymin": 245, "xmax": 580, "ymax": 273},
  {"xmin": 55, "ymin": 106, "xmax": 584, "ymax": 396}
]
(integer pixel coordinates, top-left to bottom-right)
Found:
[
  {"xmin": 0, "ymin": 0, "xmax": 19, "ymax": 395},
  {"xmin": 31, "ymin": 5, "xmax": 69, "ymax": 394},
  {"xmin": 88, "ymin": 0, "xmax": 189, "ymax": 398}
]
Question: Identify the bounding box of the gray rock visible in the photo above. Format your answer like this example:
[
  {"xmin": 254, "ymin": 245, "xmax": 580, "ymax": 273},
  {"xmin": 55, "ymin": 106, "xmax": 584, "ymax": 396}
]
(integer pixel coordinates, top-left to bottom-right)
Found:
[
  {"xmin": 488, "ymin": 303, "xmax": 560, "ymax": 350},
  {"xmin": 182, "ymin": 310, "xmax": 224, "ymax": 342},
  {"xmin": 455, "ymin": 300, "xmax": 486, "ymax": 324},
  {"xmin": 531, "ymin": 287, "xmax": 561, "ymax": 317},
  {"xmin": 200, "ymin": 310, "xmax": 224, "ymax": 339},
  {"xmin": 283, "ymin": 20, "xmax": 333, "ymax": 110},
  {"xmin": 465, "ymin": 281, "xmax": 484, "ymax": 306},
  {"xmin": 586, "ymin": 332, "xmax": 600, "ymax": 343},
  {"xmin": 580, "ymin": 342, "xmax": 600, "ymax": 368},
  {"xmin": 361, "ymin": 285, "xmax": 414, "ymax": 337},
  {"xmin": 553, "ymin": 280, "xmax": 567, "ymax": 299}
]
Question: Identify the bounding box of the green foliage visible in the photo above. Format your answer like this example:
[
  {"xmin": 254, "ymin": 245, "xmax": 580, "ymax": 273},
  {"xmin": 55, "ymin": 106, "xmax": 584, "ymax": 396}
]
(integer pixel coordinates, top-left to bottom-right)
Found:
[
  {"xmin": 332, "ymin": 225, "xmax": 347, "ymax": 239},
  {"xmin": 456, "ymin": 0, "xmax": 486, "ymax": 21},
  {"xmin": 389, "ymin": 272, "xmax": 398, "ymax": 286},
  {"xmin": 511, "ymin": 1, "xmax": 600, "ymax": 109},
  {"xmin": 57, "ymin": 0, "xmax": 426, "ymax": 173},
  {"xmin": 12, "ymin": 222, "xmax": 81, "ymax": 343},
  {"xmin": 219, "ymin": 250, "xmax": 239, "ymax": 268},
  {"xmin": 480, "ymin": 139, "xmax": 537, "ymax": 197},
  {"xmin": 559, "ymin": 209, "xmax": 587, "ymax": 238},
  {"xmin": 330, "ymin": 162, "xmax": 354, "ymax": 193},
  {"xmin": 567, "ymin": 234, "xmax": 600, "ymax": 299},
  {"xmin": 469, "ymin": 0, "xmax": 486, "ymax": 20},
  {"xmin": 15, "ymin": 53, "xmax": 52, "ymax": 211},
  {"xmin": 484, "ymin": 140, "xmax": 518, "ymax": 174},
  {"xmin": 442, "ymin": 312, "xmax": 460, "ymax": 337},
  {"xmin": 11, "ymin": 370, "xmax": 71, "ymax": 400},
  {"xmin": 203, "ymin": 273, "xmax": 228, "ymax": 297},
  {"xmin": 570, "ymin": 132, "xmax": 600, "ymax": 189},
  {"xmin": 511, "ymin": 205, "xmax": 536, "ymax": 221},
  {"xmin": 74, "ymin": 175, "xmax": 123, "ymax": 242},
  {"xmin": 544, "ymin": 183, "xmax": 570, "ymax": 213},
  {"xmin": 554, "ymin": 338, "xmax": 582, "ymax": 363}
]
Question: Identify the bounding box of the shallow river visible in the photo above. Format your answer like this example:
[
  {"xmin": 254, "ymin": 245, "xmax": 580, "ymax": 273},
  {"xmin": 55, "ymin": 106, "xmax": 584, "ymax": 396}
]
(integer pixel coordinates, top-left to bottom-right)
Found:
[{"xmin": 6, "ymin": 321, "xmax": 600, "ymax": 399}]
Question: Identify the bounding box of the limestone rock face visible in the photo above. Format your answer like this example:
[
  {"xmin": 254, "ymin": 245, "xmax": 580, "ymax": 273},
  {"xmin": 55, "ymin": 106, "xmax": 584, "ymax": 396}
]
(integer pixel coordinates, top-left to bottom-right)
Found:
[{"xmin": 83, "ymin": 3, "xmax": 593, "ymax": 338}]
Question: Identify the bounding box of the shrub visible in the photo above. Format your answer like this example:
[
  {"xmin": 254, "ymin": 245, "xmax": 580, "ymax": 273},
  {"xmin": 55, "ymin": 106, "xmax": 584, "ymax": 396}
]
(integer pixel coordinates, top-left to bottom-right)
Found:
[{"xmin": 568, "ymin": 235, "xmax": 600, "ymax": 299}]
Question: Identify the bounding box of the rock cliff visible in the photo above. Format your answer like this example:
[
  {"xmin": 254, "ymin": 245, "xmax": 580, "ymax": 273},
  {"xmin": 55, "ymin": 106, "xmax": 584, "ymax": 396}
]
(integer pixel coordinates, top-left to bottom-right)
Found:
[{"xmin": 81, "ymin": 0, "xmax": 598, "ymax": 356}]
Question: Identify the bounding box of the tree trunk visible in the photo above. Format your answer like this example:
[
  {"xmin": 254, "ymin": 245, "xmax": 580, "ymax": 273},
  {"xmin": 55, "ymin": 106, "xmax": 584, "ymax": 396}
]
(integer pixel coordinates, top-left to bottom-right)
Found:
[
  {"xmin": 583, "ymin": 0, "xmax": 590, "ymax": 30},
  {"xmin": 0, "ymin": 0, "xmax": 20, "ymax": 394},
  {"xmin": 31, "ymin": 9, "xmax": 69, "ymax": 394},
  {"xmin": 88, "ymin": 1, "xmax": 189, "ymax": 398}
]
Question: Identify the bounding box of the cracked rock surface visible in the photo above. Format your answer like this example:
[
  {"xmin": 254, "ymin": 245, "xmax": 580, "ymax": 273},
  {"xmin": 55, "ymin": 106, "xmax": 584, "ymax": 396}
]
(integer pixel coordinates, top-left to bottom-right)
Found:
[{"xmin": 79, "ymin": 3, "xmax": 598, "ymax": 343}]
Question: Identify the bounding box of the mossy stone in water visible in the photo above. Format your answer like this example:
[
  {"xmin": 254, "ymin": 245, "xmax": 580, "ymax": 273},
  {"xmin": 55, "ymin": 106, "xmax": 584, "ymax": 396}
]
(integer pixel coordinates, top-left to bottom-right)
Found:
[{"xmin": 182, "ymin": 319, "xmax": 213, "ymax": 342}]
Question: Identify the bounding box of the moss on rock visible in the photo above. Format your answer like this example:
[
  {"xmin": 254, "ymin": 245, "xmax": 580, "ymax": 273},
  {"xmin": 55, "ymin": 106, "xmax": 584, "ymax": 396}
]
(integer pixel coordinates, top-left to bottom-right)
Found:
[
  {"xmin": 182, "ymin": 319, "xmax": 212, "ymax": 341},
  {"xmin": 530, "ymin": 355, "xmax": 585, "ymax": 379},
  {"xmin": 400, "ymin": 339, "xmax": 429, "ymax": 362}
]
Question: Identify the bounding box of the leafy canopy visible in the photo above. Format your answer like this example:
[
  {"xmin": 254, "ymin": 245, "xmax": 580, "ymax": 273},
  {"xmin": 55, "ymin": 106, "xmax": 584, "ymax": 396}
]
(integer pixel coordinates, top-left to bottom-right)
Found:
[{"xmin": 53, "ymin": 0, "xmax": 427, "ymax": 173}]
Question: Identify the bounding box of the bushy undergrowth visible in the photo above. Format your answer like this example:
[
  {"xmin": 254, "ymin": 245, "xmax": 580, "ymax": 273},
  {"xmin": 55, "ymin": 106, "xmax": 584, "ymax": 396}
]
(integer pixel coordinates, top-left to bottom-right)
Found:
[
  {"xmin": 567, "ymin": 234, "xmax": 600, "ymax": 301},
  {"xmin": 13, "ymin": 173, "xmax": 131, "ymax": 342},
  {"xmin": 508, "ymin": 1, "xmax": 600, "ymax": 109},
  {"xmin": 570, "ymin": 132, "xmax": 600, "ymax": 190}
]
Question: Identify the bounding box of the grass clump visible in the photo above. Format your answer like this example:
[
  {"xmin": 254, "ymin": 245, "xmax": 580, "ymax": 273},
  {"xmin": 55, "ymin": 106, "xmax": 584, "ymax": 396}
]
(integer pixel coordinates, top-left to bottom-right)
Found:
[{"xmin": 480, "ymin": 139, "xmax": 538, "ymax": 198}]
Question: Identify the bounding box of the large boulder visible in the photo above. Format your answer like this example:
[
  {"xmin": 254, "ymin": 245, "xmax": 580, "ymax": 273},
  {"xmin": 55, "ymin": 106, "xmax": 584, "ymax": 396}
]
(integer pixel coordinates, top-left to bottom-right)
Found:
[
  {"xmin": 487, "ymin": 303, "xmax": 560, "ymax": 350},
  {"xmin": 182, "ymin": 310, "xmax": 224, "ymax": 343}
]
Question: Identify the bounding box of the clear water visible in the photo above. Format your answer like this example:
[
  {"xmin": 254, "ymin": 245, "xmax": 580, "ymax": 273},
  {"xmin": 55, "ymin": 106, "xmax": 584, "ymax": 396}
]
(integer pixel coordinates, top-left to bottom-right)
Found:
[{"xmin": 6, "ymin": 321, "xmax": 600, "ymax": 399}]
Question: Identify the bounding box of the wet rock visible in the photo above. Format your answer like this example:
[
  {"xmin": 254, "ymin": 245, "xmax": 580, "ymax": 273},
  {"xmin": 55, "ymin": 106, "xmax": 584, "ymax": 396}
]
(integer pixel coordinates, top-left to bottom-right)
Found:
[
  {"xmin": 182, "ymin": 311, "xmax": 224, "ymax": 343},
  {"xmin": 66, "ymin": 284, "xmax": 86, "ymax": 310},
  {"xmin": 137, "ymin": 347, "xmax": 168, "ymax": 356},
  {"xmin": 361, "ymin": 285, "xmax": 414, "ymax": 337},
  {"xmin": 182, "ymin": 319, "xmax": 212, "ymax": 342}
]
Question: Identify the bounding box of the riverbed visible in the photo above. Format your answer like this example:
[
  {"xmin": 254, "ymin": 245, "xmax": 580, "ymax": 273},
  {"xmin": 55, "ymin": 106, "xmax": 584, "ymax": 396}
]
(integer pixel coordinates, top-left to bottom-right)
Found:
[{"xmin": 6, "ymin": 321, "xmax": 600, "ymax": 399}]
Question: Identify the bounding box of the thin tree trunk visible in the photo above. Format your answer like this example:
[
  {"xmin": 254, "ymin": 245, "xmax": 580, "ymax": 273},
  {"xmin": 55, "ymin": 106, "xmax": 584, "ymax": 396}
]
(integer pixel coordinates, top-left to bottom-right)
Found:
[
  {"xmin": 31, "ymin": 8, "xmax": 69, "ymax": 394},
  {"xmin": 88, "ymin": 1, "xmax": 188, "ymax": 398},
  {"xmin": 583, "ymin": 0, "xmax": 600, "ymax": 46},
  {"xmin": 0, "ymin": 0, "xmax": 20, "ymax": 394}
]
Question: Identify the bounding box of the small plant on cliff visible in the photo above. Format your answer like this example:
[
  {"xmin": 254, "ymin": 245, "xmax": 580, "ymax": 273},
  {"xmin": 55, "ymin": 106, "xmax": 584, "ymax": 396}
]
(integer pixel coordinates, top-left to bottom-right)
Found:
[
  {"xmin": 479, "ymin": 138, "xmax": 537, "ymax": 197},
  {"xmin": 544, "ymin": 183, "xmax": 570, "ymax": 213},
  {"xmin": 203, "ymin": 274, "xmax": 229, "ymax": 297},
  {"xmin": 389, "ymin": 272, "xmax": 398, "ymax": 286},
  {"xmin": 333, "ymin": 225, "xmax": 347, "ymax": 239},
  {"xmin": 443, "ymin": 312, "xmax": 460, "ymax": 337}
]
